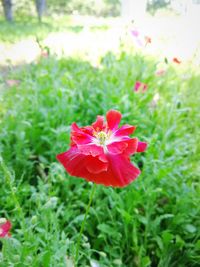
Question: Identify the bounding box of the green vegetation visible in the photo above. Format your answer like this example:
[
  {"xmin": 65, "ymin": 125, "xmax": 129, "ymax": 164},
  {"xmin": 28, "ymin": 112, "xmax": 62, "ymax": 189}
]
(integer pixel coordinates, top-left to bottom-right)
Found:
[{"xmin": 0, "ymin": 17, "xmax": 200, "ymax": 267}]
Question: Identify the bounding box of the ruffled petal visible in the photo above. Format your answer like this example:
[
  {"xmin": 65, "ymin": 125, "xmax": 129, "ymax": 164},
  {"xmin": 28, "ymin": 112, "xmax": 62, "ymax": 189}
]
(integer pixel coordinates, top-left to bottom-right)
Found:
[
  {"xmin": 57, "ymin": 148, "xmax": 108, "ymax": 178},
  {"xmin": 71, "ymin": 123, "xmax": 93, "ymax": 145},
  {"xmin": 115, "ymin": 124, "xmax": 136, "ymax": 136},
  {"xmin": 85, "ymin": 154, "xmax": 141, "ymax": 187},
  {"xmin": 86, "ymin": 156, "xmax": 108, "ymax": 174},
  {"xmin": 107, "ymin": 141, "xmax": 128, "ymax": 154},
  {"xmin": 57, "ymin": 148, "xmax": 140, "ymax": 187},
  {"xmin": 92, "ymin": 115, "xmax": 104, "ymax": 131},
  {"xmin": 57, "ymin": 148, "xmax": 92, "ymax": 178},
  {"xmin": 123, "ymin": 138, "xmax": 138, "ymax": 155},
  {"xmin": 106, "ymin": 153, "xmax": 141, "ymax": 187},
  {"xmin": 0, "ymin": 221, "xmax": 11, "ymax": 237},
  {"xmin": 137, "ymin": 141, "xmax": 148, "ymax": 152},
  {"xmin": 107, "ymin": 138, "xmax": 138, "ymax": 156},
  {"xmin": 106, "ymin": 110, "xmax": 122, "ymax": 130},
  {"xmin": 77, "ymin": 143, "xmax": 104, "ymax": 157}
]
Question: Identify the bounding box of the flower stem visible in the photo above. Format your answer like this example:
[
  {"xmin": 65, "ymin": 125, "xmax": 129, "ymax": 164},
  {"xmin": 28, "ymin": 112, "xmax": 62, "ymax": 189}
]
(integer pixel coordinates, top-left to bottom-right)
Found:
[
  {"xmin": 0, "ymin": 156, "xmax": 27, "ymax": 240},
  {"xmin": 75, "ymin": 183, "xmax": 97, "ymax": 265}
]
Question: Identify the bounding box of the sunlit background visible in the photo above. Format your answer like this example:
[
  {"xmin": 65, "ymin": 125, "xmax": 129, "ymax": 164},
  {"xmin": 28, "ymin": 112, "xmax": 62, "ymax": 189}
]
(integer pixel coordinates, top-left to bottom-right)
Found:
[{"xmin": 0, "ymin": 0, "xmax": 200, "ymax": 67}]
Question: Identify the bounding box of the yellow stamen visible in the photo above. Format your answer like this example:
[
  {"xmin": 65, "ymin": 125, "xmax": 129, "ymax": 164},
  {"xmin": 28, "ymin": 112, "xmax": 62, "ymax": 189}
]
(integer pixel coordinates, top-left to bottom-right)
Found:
[{"xmin": 94, "ymin": 131, "xmax": 109, "ymax": 145}]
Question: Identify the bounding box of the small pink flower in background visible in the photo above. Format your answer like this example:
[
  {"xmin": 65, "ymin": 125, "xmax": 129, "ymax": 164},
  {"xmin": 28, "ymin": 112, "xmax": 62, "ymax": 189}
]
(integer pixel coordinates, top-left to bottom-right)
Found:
[
  {"xmin": 6, "ymin": 79, "xmax": 20, "ymax": 87},
  {"xmin": 130, "ymin": 30, "xmax": 143, "ymax": 47},
  {"xmin": 155, "ymin": 62, "xmax": 168, "ymax": 76},
  {"xmin": 41, "ymin": 50, "xmax": 49, "ymax": 58},
  {"xmin": 144, "ymin": 36, "xmax": 151, "ymax": 46},
  {"xmin": 134, "ymin": 81, "xmax": 148, "ymax": 93},
  {"xmin": 131, "ymin": 30, "xmax": 139, "ymax": 37},
  {"xmin": 155, "ymin": 69, "xmax": 166, "ymax": 76},
  {"xmin": 40, "ymin": 47, "xmax": 50, "ymax": 59},
  {"xmin": 131, "ymin": 29, "xmax": 152, "ymax": 48},
  {"xmin": 0, "ymin": 218, "xmax": 11, "ymax": 238},
  {"xmin": 173, "ymin": 57, "xmax": 181, "ymax": 64}
]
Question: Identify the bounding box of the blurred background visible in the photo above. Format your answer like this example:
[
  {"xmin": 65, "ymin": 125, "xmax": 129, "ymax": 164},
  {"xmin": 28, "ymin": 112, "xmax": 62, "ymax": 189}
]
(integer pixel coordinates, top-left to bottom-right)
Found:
[{"xmin": 0, "ymin": 0, "xmax": 200, "ymax": 66}]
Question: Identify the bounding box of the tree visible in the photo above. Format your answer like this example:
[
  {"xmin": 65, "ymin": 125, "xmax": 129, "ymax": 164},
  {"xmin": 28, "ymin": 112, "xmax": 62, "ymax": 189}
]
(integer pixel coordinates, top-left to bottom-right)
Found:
[
  {"xmin": 35, "ymin": 0, "xmax": 46, "ymax": 22},
  {"xmin": 1, "ymin": 0, "xmax": 13, "ymax": 22}
]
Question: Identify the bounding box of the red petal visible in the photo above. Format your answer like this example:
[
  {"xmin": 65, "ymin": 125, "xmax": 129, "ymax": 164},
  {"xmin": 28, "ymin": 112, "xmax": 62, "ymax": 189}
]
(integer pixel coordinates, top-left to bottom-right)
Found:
[
  {"xmin": 71, "ymin": 123, "xmax": 93, "ymax": 145},
  {"xmin": 134, "ymin": 81, "xmax": 147, "ymax": 93},
  {"xmin": 71, "ymin": 123, "xmax": 93, "ymax": 136},
  {"xmin": 79, "ymin": 154, "xmax": 141, "ymax": 187},
  {"xmin": 124, "ymin": 138, "xmax": 138, "ymax": 155},
  {"xmin": 88, "ymin": 154, "xmax": 141, "ymax": 187},
  {"xmin": 56, "ymin": 148, "xmax": 108, "ymax": 177},
  {"xmin": 145, "ymin": 36, "xmax": 151, "ymax": 44},
  {"xmin": 107, "ymin": 141, "xmax": 128, "ymax": 154},
  {"xmin": 137, "ymin": 141, "xmax": 148, "ymax": 152},
  {"xmin": 86, "ymin": 156, "xmax": 108, "ymax": 174},
  {"xmin": 107, "ymin": 138, "xmax": 138, "ymax": 156},
  {"xmin": 115, "ymin": 124, "xmax": 136, "ymax": 136},
  {"xmin": 142, "ymin": 84, "xmax": 148, "ymax": 92},
  {"xmin": 92, "ymin": 115, "xmax": 104, "ymax": 131},
  {"xmin": 107, "ymin": 153, "xmax": 141, "ymax": 187},
  {"xmin": 2, "ymin": 221, "xmax": 11, "ymax": 232},
  {"xmin": 71, "ymin": 122, "xmax": 81, "ymax": 132},
  {"xmin": 57, "ymin": 148, "xmax": 92, "ymax": 178},
  {"xmin": 0, "ymin": 221, "xmax": 11, "ymax": 237},
  {"xmin": 77, "ymin": 143, "xmax": 104, "ymax": 157},
  {"xmin": 106, "ymin": 110, "xmax": 122, "ymax": 130},
  {"xmin": 173, "ymin": 57, "xmax": 181, "ymax": 64},
  {"xmin": 134, "ymin": 81, "xmax": 142, "ymax": 91},
  {"xmin": 57, "ymin": 148, "xmax": 141, "ymax": 187},
  {"xmin": 81, "ymin": 126, "xmax": 93, "ymax": 135}
]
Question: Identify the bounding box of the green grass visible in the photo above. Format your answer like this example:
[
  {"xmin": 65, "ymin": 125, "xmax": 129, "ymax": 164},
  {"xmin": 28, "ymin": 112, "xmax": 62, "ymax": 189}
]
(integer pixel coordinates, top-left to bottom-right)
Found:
[{"xmin": 0, "ymin": 49, "xmax": 200, "ymax": 266}]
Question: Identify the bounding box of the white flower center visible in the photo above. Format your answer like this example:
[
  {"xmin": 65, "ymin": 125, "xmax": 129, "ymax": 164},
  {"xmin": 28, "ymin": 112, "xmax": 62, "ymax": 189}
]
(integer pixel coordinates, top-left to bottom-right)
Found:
[
  {"xmin": 94, "ymin": 131, "xmax": 110, "ymax": 145},
  {"xmin": 92, "ymin": 130, "xmax": 121, "ymax": 152}
]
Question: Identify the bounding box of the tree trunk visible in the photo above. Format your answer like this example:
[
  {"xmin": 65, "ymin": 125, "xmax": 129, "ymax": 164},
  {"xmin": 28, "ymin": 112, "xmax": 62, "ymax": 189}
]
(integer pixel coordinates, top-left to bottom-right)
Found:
[
  {"xmin": 1, "ymin": 0, "xmax": 13, "ymax": 22},
  {"xmin": 35, "ymin": 0, "xmax": 46, "ymax": 22}
]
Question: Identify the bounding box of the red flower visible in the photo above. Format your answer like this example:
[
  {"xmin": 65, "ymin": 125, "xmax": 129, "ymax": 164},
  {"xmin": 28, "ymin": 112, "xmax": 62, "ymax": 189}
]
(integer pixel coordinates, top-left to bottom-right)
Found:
[
  {"xmin": 57, "ymin": 110, "xmax": 147, "ymax": 187},
  {"xmin": 134, "ymin": 81, "xmax": 148, "ymax": 93},
  {"xmin": 173, "ymin": 57, "xmax": 181, "ymax": 64},
  {"xmin": 41, "ymin": 50, "xmax": 49, "ymax": 58},
  {"xmin": 130, "ymin": 30, "xmax": 151, "ymax": 48},
  {"xmin": 0, "ymin": 219, "xmax": 11, "ymax": 238},
  {"xmin": 144, "ymin": 36, "xmax": 152, "ymax": 45}
]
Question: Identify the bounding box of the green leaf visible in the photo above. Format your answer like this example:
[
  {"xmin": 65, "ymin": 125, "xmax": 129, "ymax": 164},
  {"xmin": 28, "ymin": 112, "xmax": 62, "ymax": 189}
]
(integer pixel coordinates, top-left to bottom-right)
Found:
[{"xmin": 185, "ymin": 224, "xmax": 197, "ymax": 233}]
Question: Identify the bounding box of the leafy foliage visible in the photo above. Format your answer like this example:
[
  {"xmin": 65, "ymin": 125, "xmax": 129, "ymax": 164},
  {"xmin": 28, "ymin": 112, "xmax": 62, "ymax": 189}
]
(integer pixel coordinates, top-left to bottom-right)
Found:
[{"xmin": 0, "ymin": 45, "xmax": 200, "ymax": 266}]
